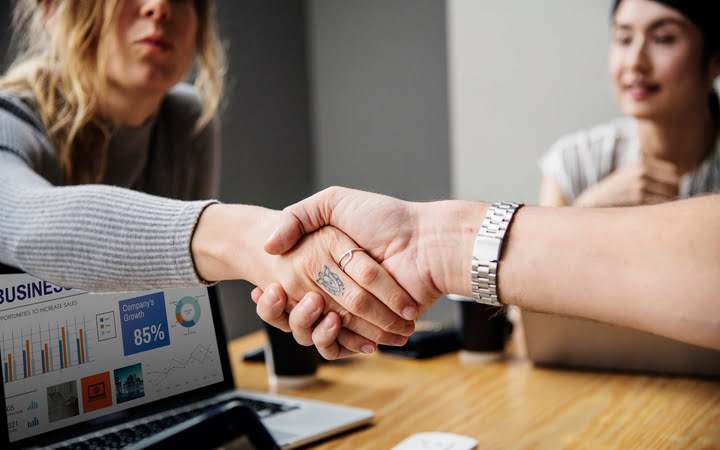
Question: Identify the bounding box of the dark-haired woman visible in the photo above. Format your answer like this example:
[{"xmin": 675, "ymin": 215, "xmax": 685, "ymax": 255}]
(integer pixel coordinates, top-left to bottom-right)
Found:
[{"xmin": 539, "ymin": 0, "xmax": 720, "ymax": 207}]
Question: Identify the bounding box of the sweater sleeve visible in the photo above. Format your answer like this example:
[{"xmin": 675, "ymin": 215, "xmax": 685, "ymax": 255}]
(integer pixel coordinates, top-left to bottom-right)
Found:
[{"xmin": 0, "ymin": 150, "xmax": 218, "ymax": 292}]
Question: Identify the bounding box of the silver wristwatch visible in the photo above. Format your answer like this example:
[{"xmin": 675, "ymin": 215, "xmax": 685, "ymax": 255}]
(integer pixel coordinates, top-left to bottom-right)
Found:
[{"xmin": 471, "ymin": 201, "xmax": 523, "ymax": 306}]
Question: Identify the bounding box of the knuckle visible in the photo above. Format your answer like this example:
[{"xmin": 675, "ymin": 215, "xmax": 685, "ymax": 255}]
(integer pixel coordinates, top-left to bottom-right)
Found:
[
  {"xmin": 325, "ymin": 185, "xmax": 343, "ymax": 197},
  {"xmin": 335, "ymin": 307, "xmax": 354, "ymax": 328},
  {"xmin": 344, "ymin": 290, "xmax": 372, "ymax": 316},
  {"xmin": 355, "ymin": 262, "xmax": 380, "ymax": 285},
  {"xmin": 325, "ymin": 185, "xmax": 349, "ymax": 205}
]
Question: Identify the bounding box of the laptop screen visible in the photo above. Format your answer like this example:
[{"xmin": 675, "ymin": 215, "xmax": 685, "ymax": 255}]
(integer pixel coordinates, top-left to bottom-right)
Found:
[{"xmin": 0, "ymin": 272, "xmax": 232, "ymax": 446}]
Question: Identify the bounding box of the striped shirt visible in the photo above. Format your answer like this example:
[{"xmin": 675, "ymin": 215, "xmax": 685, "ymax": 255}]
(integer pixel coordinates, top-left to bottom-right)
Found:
[{"xmin": 539, "ymin": 117, "xmax": 720, "ymax": 203}]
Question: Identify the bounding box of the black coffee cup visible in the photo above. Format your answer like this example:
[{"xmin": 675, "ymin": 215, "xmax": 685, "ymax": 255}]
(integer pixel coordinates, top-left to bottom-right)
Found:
[
  {"xmin": 448, "ymin": 295, "xmax": 512, "ymax": 360},
  {"xmin": 263, "ymin": 324, "xmax": 319, "ymax": 389}
]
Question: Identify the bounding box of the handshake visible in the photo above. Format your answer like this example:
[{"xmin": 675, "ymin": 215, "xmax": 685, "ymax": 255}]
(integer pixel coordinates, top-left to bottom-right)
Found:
[
  {"xmin": 193, "ymin": 188, "xmax": 720, "ymax": 355},
  {"xmin": 192, "ymin": 186, "xmax": 495, "ymax": 360}
]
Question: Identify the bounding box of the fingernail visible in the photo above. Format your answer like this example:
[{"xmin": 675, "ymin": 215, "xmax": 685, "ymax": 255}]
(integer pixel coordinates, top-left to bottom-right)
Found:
[
  {"xmin": 393, "ymin": 336, "xmax": 408, "ymax": 346},
  {"xmin": 403, "ymin": 321, "xmax": 415, "ymax": 336},
  {"xmin": 322, "ymin": 316, "xmax": 337, "ymax": 331},
  {"xmin": 361, "ymin": 345, "xmax": 376, "ymax": 354},
  {"xmin": 402, "ymin": 306, "xmax": 418, "ymax": 320}
]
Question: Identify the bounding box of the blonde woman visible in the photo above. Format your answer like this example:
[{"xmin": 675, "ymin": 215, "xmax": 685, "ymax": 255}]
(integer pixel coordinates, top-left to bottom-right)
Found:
[
  {"xmin": 540, "ymin": 0, "xmax": 720, "ymax": 207},
  {"xmin": 0, "ymin": 0, "xmax": 420, "ymax": 357}
]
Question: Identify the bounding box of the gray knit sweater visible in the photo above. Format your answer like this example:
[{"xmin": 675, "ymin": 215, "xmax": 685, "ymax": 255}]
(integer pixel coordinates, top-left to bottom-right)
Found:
[{"xmin": 0, "ymin": 84, "xmax": 220, "ymax": 291}]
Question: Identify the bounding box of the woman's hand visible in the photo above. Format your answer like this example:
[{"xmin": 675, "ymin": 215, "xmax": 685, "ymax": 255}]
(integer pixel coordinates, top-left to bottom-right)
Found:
[
  {"xmin": 191, "ymin": 204, "xmax": 418, "ymax": 353},
  {"xmin": 575, "ymin": 158, "xmax": 680, "ymax": 207},
  {"xmin": 251, "ymin": 285, "xmax": 361, "ymax": 359}
]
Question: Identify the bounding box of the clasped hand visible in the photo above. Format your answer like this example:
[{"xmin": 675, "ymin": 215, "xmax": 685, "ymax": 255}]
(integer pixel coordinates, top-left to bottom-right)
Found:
[{"xmin": 249, "ymin": 187, "xmax": 476, "ymax": 360}]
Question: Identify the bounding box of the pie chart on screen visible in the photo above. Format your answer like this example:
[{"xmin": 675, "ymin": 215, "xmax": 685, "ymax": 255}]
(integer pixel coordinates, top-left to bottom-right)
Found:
[{"xmin": 175, "ymin": 297, "xmax": 201, "ymax": 328}]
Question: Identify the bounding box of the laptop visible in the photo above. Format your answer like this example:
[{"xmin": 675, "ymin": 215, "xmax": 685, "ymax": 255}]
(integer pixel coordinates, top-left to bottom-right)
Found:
[
  {"xmin": 0, "ymin": 269, "xmax": 373, "ymax": 449},
  {"xmin": 521, "ymin": 310, "xmax": 720, "ymax": 377}
]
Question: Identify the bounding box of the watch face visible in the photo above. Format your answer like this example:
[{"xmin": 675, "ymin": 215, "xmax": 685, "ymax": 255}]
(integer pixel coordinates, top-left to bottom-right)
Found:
[{"xmin": 473, "ymin": 235, "xmax": 502, "ymax": 262}]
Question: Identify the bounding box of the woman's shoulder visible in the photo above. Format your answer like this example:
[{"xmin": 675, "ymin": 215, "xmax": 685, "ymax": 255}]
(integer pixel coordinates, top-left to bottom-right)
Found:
[
  {"xmin": 163, "ymin": 83, "xmax": 203, "ymax": 118},
  {"xmin": 549, "ymin": 117, "xmax": 635, "ymax": 156},
  {"xmin": 159, "ymin": 83, "xmax": 217, "ymax": 141},
  {"xmin": 0, "ymin": 89, "xmax": 46, "ymax": 134},
  {"xmin": 0, "ymin": 88, "xmax": 60, "ymax": 179}
]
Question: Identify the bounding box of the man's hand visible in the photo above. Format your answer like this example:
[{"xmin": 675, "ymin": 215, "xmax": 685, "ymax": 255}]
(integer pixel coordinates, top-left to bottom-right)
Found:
[
  {"xmin": 266, "ymin": 187, "xmax": 450, "ymax": 306},
  {"xmin": 260, "ymin": 187, "xmax": 488, "ymax": 357}
]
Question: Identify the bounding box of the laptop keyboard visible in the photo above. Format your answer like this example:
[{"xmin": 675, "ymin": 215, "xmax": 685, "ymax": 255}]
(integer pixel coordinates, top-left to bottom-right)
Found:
[{"xmin": 51, "ymin": 396, "xmax": 298, "ymax": 450}]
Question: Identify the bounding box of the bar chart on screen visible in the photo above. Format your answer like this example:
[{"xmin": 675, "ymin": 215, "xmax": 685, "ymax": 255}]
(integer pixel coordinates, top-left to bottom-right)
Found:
[{"xmin": 1, "ymin": 317, "xmax": 93, "ymax": 384}]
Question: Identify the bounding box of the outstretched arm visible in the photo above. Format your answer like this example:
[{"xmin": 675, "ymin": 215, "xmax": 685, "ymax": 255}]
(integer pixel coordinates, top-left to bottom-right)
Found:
[{"xmin": 261, "ymin": 187, "xmax": 720, "ymax": 353}]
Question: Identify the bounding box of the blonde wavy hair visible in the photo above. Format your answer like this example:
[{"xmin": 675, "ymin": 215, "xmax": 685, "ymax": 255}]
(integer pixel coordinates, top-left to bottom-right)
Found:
[{"xmin": 0, "ymin": 0, "xmax": 226, "ymax": 184}]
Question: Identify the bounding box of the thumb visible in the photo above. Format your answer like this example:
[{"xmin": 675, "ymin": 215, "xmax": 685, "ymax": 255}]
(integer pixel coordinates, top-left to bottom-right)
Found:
[
  {"xmin": 264, "ymin": 187, "xmax": 343, "ymax": 254},
  {"xmin": 264, "ymin": 211, "xmax": 307, "ymax": 255}
]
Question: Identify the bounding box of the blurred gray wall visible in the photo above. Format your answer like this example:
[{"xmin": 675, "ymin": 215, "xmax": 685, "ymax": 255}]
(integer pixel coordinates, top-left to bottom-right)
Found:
[
  {"xmin": 307, "ymin": 0, "xmax": 454, "ymax": 324},
  {"xmin": 214, "ymin": 1, "xmax": 314, "ymax": 338},
  {"xmin": 447, "ymin": 0, "xmax": 619, "ymax": 202},
  {"xmin": 308, "ymin": 0, "xmax": 451, "ymax": 201}
]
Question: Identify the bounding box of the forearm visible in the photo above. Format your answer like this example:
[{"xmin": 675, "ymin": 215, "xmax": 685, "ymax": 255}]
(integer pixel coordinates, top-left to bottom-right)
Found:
[
  {"xmin": 437, "ymin": 197, "xmax": 720, "ymax": 350},
  {"xmin": 0, "ymin": 153, "xmax": 217, "ymax": 291}
]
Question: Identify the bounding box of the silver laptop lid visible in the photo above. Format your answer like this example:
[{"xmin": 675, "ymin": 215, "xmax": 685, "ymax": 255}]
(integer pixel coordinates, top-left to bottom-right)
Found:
[{"xmin": 522, "ymin": 310, "xmax": 720, "ymax": 377}]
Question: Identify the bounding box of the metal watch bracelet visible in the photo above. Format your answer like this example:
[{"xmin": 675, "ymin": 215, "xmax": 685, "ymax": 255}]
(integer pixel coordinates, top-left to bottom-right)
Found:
[{"xmin": 470, "ymin": 202, "xmax": 523, "ymax": 306}]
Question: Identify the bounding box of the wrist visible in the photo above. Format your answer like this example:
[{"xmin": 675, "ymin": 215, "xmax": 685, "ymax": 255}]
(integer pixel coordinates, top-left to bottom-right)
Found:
[
  {"xmin": 414, "ymin": 200, "xmax": 488, "ymax": 297},
  {"xmin": 191, "ymin": 203, "xmax": 280, "ymax": 282}
]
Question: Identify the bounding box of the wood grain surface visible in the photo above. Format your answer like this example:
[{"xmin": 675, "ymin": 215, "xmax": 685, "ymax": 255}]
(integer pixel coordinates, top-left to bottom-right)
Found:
[{"xmin": 229, "ymin": 332, "xmax": 720, "ymax": 450}]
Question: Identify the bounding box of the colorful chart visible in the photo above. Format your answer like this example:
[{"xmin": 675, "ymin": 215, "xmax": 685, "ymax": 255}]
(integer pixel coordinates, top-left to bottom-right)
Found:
[
  {"xmin": 175, "ymin": 297, "xmax": 201, "ymax": 328},
  {"xmin": 2, "ymin": 318, "xmax": 92, "ymax": 384}
]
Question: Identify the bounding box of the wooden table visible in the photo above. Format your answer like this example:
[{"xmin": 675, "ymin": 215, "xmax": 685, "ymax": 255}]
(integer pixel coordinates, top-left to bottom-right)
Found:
[{"xmin": 229, "ymin": 332, "xmax": 720, "ymax": 450}]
